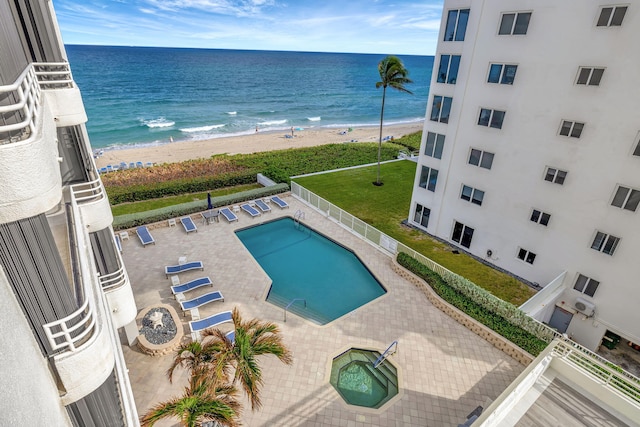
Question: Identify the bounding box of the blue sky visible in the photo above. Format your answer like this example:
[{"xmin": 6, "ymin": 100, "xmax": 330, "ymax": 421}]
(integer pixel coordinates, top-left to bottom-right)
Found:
[{"xmin": 53, "ymin": 0, "xmax": 443, "ymax": 55}]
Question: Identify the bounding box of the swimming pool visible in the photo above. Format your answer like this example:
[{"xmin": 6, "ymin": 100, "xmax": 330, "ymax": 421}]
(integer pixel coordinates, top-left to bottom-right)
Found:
[{"xmin": 235, "ymin": 217, "xmax": 386, "ymax": 324}]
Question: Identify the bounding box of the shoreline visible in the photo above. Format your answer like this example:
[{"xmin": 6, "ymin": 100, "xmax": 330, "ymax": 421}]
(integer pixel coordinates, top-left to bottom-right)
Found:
[{"xmin": 94, "ymin": 122, "xmax": 424, "ymax": 168}]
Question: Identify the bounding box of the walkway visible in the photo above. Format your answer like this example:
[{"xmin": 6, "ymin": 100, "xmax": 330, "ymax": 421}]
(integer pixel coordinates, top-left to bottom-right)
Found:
[{"xmin": 120, "ymin": 195, "xmax": 524, "ymax": 426}]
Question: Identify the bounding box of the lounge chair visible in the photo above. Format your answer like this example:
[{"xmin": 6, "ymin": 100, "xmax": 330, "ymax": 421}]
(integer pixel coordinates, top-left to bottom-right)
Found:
[
  {"xmin": 241, "ymin": 203, "xmax": 260, "ymax": 217},
  {"xmin": 165, "ymin": 261, "xmax": 204, "ymax": 278},
  {"xmin": 170, "ymin": 276, "xmax": 213, "ymax": 295},
  {"xmin": 254, "ymin": 199, "xmax": 271, "ymax": 213},
  {"xmin": 179, "ymin": 291, "xmax": 224, "ymax": 314},
  {"xmin": 270, "ymin": 196, "xmax": 289, "ymax": 209},
  {"xmin": 136, "ymin": 226, "xmax": 155, "ymax": 246},
  {"xmin": 219, "ymin": 207, "xmax": 238, "ymax": 223},
  {"xmin": 226, "ymin": 330, "xmax": 235, "ymax": 342},
  {"xmin": 180, "ymin": 216, "xmax": 198, "ymax": 233},
  {"xmin": 189, "ymin": 310, "xmax": 233, "ymax": 340}
]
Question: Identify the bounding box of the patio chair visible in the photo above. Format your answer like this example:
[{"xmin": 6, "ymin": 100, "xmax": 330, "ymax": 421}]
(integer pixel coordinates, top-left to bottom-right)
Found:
[
  {"xmin": 270, "ymin": 195, "xmax": 289, "ymax": 209},
  {"xmin": 189, "ymin": 310, "xmax": 233, "ymax": 340},
  {"xmin": 219, "ymin": 207, "xmax": 238, "ymax": 223},
  {"xmin": 180, "ymin": 216, "xmax": 198, "ymax": 233},
  {"xmin": 165, "ymin": 261, "xmax": 204, "ymax": 278},
  {"xmin": 254, "ymin": 199, "xmax": 271, "ymax": 213},
  {"xmin": 225, "ymin": 330, "xmax": 235, "ymax": 343},
  {"xmin": 179, "ymin": 290, "xmax": 224, "ymax": 314},
  {"xmin": 136, "ymin": 225, "xmax": 155, "ymax": 246},
  {"xmin": 170, "ymin": 276, "xmax": 213, "ymax": 295},
  {"xmin": 241, "ymin": 203, "xmax": 261, "ymax": 217}
]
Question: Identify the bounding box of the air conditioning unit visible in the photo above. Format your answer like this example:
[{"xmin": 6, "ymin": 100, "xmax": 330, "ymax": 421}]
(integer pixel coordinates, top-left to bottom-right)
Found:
[{"xmin": 574, "ymin": 297, "xmax": 596, "ymax": 316}]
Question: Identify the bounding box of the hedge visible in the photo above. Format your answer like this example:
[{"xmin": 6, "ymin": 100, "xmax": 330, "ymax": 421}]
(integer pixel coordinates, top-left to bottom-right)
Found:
[
  {"xmin": 113, "ymin": 183, "xmax": 289, "ymax": 230},
  {"xmin": 397, "ymin": 252, "xmax": 549, "ymax": 356}
]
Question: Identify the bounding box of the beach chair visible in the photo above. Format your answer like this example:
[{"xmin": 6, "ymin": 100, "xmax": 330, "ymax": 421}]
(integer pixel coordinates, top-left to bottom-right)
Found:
[
  {"xmin": 165, "ymin": 261, "xmax": 204, "ymax": 278},
  {"xmin": 129, "ymin": 162, "xmax": 136, "ymax": 169},
  {"xmin": 270, "ymin": 196, "xmax": 289, "ymax": 209},
  {"xmin": 254, "ymin": 199, "xmax": 271, "ymax": 213},
  {"xmin": 226, "ymin": 330, "xmax": 235, "ymax": 343},
  {"xmin": 189, "ymin": 310, "xmax": 233, "ymax": 340},
  {"xmin": 180, "ymin": 216, "xmax": 198, "ymax": 233},
  {"xmin": 179, "ymin": 290, "xmax": 224, "ymax": 314},
  {"xmin": 170, "ymin": 276, "xmax": 213, "ymax": 295},
  {"xmin": 219, "ymin": 207, "xmax": 238, "ymax": 223},
  {"xmin": 241, "ymin": 203, "xmax": 261, "ymax": 217},
  {"xmin": 136, "ymin": 226, "xmax": 155, "ymax": 246}
]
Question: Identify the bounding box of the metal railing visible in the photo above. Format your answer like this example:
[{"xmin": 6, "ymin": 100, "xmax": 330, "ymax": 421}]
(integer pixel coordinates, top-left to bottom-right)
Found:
[
  {"xmin": 43, "ymin": 296, "xmax": 97, "ymax": 352},
  {"xmin": 33, "ymin": 62, "xmax": 74, "ymax": 89},
  {"xmin": 374, "ymin": 340, "xmax": 398, "ymax": 368},
  {"xmin": 99, "ymin": 265, "xmax": 129, "ymax": 292},
  {"xmin": 70, "ymin": 177, "xmax": 107, "ymax": 205},
  {"xmin": 0, "ymin": 65, "xmax": 41, "ymax": 144},
  {"xmin": 284, "ymin": 298, "xmax": 306, "ymax": 322}
]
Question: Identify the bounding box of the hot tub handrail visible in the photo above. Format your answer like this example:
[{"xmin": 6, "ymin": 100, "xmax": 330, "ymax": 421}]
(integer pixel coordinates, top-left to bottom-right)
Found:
[
  {"xmin": 374, "ymin": 340, "xmax": 398, "ymax": 368},
  {"xmin": 284, "ymin": 298, "xmax": 306, "ymax": 322}
]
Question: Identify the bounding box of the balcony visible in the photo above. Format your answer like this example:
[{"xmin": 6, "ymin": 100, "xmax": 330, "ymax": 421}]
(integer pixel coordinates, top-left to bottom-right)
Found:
[
  {"xmin": 34, "ymin": 62, "xmax": 87, "ymax": 127},
  {"xmin": 70, "ymin": 178, "xmax": 113, "ymax": 231},
  {"xmin": 43, "ymin": 190, "xmax": 115, "ymax": 404},
  {"xmin": 100, "ymin": 263, "xmax": 137, "ymax": 329}
]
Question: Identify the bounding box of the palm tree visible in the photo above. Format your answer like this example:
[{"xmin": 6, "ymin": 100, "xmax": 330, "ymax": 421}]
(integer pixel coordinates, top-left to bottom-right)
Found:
[
  {"xmin": 375, "ymin": 55, "xmax": 413, "ymax": 185},
  {"xmin": 140, "ymin": 370, "xmax": 241, "ymax": 427},
  {"xmin": 166, "ymin": 340, "xmax": 218, "ymax": 384},
  {"xmin": 201, "ymin": 307, "xmax": 293, "ymax": 411}
]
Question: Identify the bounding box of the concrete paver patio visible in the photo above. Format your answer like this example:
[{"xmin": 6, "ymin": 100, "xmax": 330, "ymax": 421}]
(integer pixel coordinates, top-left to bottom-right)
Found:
[{"xmin": 120, "ymin": 195, "xmax": 524, "ymax": 426}]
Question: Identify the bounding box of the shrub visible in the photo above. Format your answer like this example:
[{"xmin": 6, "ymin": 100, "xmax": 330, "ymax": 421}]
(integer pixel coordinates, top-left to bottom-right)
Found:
[
  {"xmin": 397, "ymin": 253, "xmax": 549, "ymax": 355},
  {"xmin": 113, "ymin": 183, "xmax": 289, "ymax": 230}
]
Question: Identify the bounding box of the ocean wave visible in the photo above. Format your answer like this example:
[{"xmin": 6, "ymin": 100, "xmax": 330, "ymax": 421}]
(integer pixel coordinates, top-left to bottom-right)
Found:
[
  {"xmin": 307, "ymin": 116, "xmax": 321, "ymax": 121},
  {"xmin": 180, "ymin": 124, "xmax": 225, "ymax": 133},
  {"xmin": 143, "ymin": 118, "xmax": 175, "ymax": 128},
  {"xmin": 258, "ymin": 119, "xmax": 288, "ymax": 126},
  {"xmin": 226, "ymin": 111, "xmax": 237, "ymax": 115}
]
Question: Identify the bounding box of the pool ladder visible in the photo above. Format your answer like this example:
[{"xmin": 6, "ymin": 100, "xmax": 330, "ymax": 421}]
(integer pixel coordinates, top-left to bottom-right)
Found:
[
  {"xmin": 283, "ymin": 298, "xmax": 306, "ymax": 322},
  {"xmin": 373, "ymin": 340, "xmax": 398, "ymax": 369},
  {"xmin": 294, "ymin": 209, "xmax": 305, "ymax": 224}
]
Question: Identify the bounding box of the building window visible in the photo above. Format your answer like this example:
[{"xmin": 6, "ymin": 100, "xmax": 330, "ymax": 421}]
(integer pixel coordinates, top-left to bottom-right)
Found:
[
  {"xmin": 452, "ymin": 221, "xmax": 474, "ymax": 248},
  {"xmin": 517, "ymin": 248, "xmax": 536, "ymax": 264},
  {"xmin": 544, "ymin": 167, "xmax": 567, "ymax": 185},
  {"xmin": 576, "ymin": 67, "xmax": 605, "ymax": 86},
  {"xmin": 430, "ymin": 96, "xmax": 453, "ymax": 124},
  {"xmin": 597, "ymin": 6, "xmax": 627, "ymax": 27},
  {"xmin": 437, "ymin": 54, "xmax": 461, "ymax": 84},
  {"xmin": 488, "ymin": 64, "xmax": 517, "ymax": 84},
  {"xmin": 444, "ymin": 9, "xmax": 470, "ymax": 41},
  {"xmin": 559, "ymin": 120, "xmax": 584, "ymax": 138},
  {"xmin": 574, "ymin": 273, "xmax": 599, "ymax": 297},
  {"xmin": 468, "ymin": 148, "xmax": 494, "ymax": 169},
  {"xmin": 611, "ymin": 185, "xmax": 640, "ymax": 211},
  {"xmin": 498, "ymin": 12, "xmax": 532, "ymax": 35},
  {"xmin": 632, "ymin": 133, "xmax": 640, "ymax": 157},
  {"xmin": 424, "ymin": 132, "xmax": 445, "ymax": 159},
  {"xmin": 414, "ymin": 204, "xmax": 431, "ymax": 228},
  {"xmin": 461, "ymin": 185, "xmax": 484, "ymax": 206},
  {"xmin": 530, "ymin": 209, "xmax": 550, "ymax": 226},
  {"xmin": 478, "ymin": 108, "xmax": 505, "ymax": 129},
  {"xmin": 591, "ymin": 231, "xmax": 620, "ymax": 255},
  {"xmin": 419, "ymin": 166, "xmax": 439, "ymax": 192}
]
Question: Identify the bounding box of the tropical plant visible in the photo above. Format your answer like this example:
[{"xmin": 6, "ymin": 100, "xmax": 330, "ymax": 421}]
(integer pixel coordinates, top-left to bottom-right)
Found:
[
  {"xmin": 140, "ymin": 369, "xmax": 241, "ymax": 427},
  {"xmin": 200, "ymin": 307, "xmax": 293, "ymax": 411},
  {"xmin": 375, "ymin": 55, "xmax": 413, "ymax": 185}
]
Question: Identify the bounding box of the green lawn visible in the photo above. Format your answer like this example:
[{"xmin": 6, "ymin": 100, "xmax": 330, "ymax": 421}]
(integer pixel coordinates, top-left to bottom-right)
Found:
[
  {"xmin": 293, "ymin": 161, "xmax": 534, "ymax": 305},
  {"xmin": 110, "ymin": 183, "xmax": 261, "ymax": 216}
]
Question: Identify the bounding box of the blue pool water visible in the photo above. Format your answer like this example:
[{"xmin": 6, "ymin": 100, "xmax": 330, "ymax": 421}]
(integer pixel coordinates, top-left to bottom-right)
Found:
[{"xmin": 235, "ymin": 217, "xmax": 386, "ymax": 324}]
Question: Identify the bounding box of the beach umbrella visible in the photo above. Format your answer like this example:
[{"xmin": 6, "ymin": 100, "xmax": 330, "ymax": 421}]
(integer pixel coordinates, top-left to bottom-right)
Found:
[{"xmin": 207, "ymin": 192, "xmax": 213, "ymax": 210}]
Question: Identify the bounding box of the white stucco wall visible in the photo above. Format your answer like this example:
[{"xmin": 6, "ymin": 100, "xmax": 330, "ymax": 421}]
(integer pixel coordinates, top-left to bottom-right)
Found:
[
  {"xmin": 0, "ymin": 268, "xmax": 71, "ymax": 426},
  {"xmin": 410, "ymin": 0, "xmax": 640, "ymax": 350}
]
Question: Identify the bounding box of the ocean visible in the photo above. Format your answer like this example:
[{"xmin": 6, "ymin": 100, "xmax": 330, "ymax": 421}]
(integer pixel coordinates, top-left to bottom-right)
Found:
[{"xmin": 65, "ymin": 45, "xmax": 433, "ymax": 150}]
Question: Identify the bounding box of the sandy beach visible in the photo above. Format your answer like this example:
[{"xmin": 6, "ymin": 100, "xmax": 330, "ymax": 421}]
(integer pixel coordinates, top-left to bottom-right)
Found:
[{"xmin": 94, "ymin": 122, "xmax": 423, "ymax": 168}]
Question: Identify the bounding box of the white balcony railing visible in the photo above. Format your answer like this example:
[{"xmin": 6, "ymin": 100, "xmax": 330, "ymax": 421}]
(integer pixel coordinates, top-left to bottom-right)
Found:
[
  {"xmin": 70, "ymin": 177, "xmax": 107, "ymax": 205},
  {"xmin": 99, "ymin": 265, "xmax": 128, "ymax": 292},
  {"xmin": 33, "ymin": 62, "xmax": 74, "ymax": 90},
  {"xmin": 43, "ymin": 297, "xmax": 97, "ymax": 352},
  {"xmin": 0, "ymin": 65, "xmax": 41, "ymax": 143}
]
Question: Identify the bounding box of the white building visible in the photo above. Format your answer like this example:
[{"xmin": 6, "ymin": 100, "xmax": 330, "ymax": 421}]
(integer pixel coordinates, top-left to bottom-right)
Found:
[
  {"xmin": 409, "ymin": 0, "xmax": 639, "ymax": 352},
  {"xmin": 0, "ymin": 0, "xmax": 139, "ymax": 425}
]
